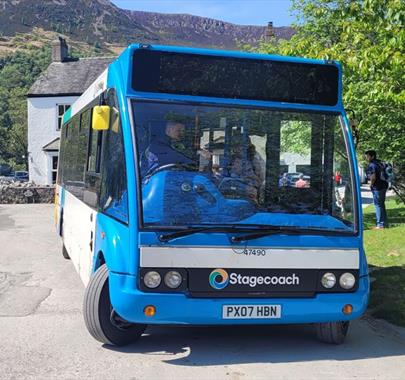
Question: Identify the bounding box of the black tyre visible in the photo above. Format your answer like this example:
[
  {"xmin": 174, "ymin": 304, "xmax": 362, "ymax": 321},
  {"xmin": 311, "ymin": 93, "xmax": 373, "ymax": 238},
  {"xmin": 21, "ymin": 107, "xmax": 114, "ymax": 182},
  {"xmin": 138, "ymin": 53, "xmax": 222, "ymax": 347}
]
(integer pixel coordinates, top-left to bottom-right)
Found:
[
  {"xmin": 83, "ymin": 264, "xmax": 146, "ymax": 346},
  {"xmin": 62, "ymin": 244, "xmax": 70, "ymax": 260},
  {"xmin": 316, "ymin": 321, "xmax": 350, "ymax": 344}
]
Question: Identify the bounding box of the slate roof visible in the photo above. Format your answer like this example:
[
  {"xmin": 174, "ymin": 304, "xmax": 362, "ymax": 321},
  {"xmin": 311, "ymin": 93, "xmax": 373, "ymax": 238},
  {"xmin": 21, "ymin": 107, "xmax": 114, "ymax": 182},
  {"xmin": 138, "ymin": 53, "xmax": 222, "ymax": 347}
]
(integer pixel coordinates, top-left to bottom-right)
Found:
[{"xmin": 27, "ymin": 57, "xmax": 114, "ymax": 97}]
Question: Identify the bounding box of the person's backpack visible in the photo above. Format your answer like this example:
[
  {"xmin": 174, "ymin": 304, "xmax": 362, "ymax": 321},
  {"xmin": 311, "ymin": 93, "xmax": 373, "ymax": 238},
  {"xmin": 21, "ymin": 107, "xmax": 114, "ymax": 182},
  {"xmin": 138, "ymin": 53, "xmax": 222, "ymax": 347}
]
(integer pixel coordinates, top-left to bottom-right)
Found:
[{"xmin": 378, "ymin": 161, "xmax": 395, "ymax": 184}]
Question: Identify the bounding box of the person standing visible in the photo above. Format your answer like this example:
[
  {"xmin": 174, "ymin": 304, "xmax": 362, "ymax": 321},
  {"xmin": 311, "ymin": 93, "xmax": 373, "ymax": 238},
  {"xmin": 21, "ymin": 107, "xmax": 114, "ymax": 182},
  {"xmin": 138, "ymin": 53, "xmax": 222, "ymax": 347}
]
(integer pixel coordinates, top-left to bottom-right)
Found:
[
  {"xmin": 335, "ymin": 170, "xmax": 342, "ymax": 185},
  {"xmin": 365, "ymin": 150, "xmax": 389, "ymax": 229}
]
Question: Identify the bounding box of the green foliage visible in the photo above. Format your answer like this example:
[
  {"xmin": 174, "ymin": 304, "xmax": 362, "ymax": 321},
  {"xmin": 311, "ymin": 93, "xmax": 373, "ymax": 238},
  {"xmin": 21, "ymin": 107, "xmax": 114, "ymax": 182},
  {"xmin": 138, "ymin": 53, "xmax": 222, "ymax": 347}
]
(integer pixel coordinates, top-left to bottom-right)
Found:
[
  {"xmin": 258, "ymin": 0, "xmax": 405, "ymax": 199},
  {"xmin": 280, "ymin": 120, "xmax": 311, "ymax": 155},
  {"xmin": 0, "ymin": 47, "xmax": 51, "ymax": 169},
  {"xmin": 363, "ymin": 198, "xmax": 405, "ymax": 326},
  {"xmin": 363, "ymin": 198, "xmax": 405, "ymax": 262}
]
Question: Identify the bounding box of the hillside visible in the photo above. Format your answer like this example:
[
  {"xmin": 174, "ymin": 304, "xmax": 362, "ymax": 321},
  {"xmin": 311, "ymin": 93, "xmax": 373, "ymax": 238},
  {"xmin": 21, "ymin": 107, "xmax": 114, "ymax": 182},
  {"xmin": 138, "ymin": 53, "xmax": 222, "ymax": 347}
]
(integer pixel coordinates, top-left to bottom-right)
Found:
[{"xmin": 0, "ymin": 0, "xmax": 294, "ymax": 51}]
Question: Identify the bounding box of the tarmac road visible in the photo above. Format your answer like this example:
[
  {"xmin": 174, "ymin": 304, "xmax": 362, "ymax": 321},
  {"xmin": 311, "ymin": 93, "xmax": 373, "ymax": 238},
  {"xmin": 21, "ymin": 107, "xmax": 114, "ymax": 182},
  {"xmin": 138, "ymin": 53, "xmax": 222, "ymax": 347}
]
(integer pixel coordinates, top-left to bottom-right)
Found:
[{"xmin": 1, "ymin": 204, "xmax": 405, "ymax": 380}]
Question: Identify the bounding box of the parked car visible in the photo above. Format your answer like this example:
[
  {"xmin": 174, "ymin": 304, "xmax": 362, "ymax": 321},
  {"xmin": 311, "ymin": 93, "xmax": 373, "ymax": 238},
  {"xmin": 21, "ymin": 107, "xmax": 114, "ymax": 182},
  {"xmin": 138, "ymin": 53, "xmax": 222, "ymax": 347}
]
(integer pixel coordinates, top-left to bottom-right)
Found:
[
  {"xmin": 289, "ymin": 173, "xmax": 310, "ymax": 187},
  {"xmin": 14, "ymin": 171, "xmax": 29, "ymax": 182},
  {"xmin": 279, "ymin": 172, "xmax": 310, "ymax": 187},
  {"xmin": 0, "ymin": 163, "xmax": 12, "ymax": 176}
]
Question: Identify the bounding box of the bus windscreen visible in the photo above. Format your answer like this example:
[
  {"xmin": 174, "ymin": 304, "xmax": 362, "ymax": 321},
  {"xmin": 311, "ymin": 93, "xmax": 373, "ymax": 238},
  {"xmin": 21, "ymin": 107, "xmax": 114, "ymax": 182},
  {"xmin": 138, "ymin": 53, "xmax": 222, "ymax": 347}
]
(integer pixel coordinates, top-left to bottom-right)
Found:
[{"xmin": 132, "ymin": 49, "xmax": 339, "ymax": 106}]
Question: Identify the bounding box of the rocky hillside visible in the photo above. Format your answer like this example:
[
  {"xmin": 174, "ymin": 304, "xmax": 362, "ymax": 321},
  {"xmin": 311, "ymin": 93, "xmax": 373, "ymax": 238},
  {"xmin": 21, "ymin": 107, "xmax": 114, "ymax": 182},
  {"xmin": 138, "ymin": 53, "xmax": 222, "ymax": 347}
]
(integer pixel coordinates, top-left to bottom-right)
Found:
[
  {"xmin": 129, "ymin": 11, "xmax": 294, "ymax": 48},
  {"xmin": 0, "ymin": 0, "xmax": 294, "ymax": 49}
]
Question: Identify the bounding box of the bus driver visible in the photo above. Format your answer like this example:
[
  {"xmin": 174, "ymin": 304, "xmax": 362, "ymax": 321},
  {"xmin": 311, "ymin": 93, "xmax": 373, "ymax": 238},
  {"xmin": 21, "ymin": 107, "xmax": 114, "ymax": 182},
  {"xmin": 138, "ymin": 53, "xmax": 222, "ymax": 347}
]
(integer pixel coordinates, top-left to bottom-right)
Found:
[{"xmin": 143, "ymin": 121, "xmax": 195, "ymax": 174}]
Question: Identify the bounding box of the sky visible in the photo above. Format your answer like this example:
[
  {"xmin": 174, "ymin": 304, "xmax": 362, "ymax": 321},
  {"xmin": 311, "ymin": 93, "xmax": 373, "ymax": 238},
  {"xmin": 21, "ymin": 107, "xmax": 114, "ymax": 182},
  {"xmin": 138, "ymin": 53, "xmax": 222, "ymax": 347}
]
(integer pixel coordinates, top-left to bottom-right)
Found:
[{"xmin": 111, "ymin": 0, "xmax": 295, "ymax": 27}]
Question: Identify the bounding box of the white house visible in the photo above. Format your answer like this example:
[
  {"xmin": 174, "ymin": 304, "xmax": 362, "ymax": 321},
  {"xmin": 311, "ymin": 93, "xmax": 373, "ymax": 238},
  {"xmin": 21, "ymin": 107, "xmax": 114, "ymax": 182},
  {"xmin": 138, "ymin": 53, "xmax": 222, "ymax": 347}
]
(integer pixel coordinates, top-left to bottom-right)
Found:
[{"xmin": 27, "ymin": 38, "xmax": 112, "ymax": 185}]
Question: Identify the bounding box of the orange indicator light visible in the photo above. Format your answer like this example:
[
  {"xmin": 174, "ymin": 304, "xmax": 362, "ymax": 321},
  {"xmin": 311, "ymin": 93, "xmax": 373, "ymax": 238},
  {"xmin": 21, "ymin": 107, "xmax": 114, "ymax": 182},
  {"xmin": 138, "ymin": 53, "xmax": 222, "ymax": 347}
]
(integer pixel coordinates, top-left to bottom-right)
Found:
[
  {"xmin": 342, "ymin": 304, "xmax": 353, "ymax": 315},
  {"xmin": 144, "ymin": 305, "xmax": 156, "ymax": 317}
]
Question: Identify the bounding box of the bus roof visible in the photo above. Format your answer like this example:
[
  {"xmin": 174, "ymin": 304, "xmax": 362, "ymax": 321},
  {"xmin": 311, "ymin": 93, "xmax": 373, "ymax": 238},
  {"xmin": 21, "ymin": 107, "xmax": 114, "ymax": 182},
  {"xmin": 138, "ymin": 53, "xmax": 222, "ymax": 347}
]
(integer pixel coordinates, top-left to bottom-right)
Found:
[
  {"xmin": 126, "ymin": 43, "xmax": 341, "ymax": 67},
  {"xmin": 63, "ymin": 43, "xmax": 343, "ymax": 125}
]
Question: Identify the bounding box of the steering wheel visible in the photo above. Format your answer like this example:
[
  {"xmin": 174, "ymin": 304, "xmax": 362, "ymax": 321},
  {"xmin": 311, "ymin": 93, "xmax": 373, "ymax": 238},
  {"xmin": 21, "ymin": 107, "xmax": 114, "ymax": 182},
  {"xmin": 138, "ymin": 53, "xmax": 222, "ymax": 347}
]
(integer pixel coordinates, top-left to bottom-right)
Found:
[{"xmin": 144, "ymin": 163, "xmax": 197, "ymax": 181}]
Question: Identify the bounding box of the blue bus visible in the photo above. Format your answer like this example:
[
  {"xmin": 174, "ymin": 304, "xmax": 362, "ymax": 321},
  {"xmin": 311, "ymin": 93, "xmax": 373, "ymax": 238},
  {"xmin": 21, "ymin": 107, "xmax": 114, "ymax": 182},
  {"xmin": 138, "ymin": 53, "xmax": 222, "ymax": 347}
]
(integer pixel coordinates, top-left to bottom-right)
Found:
[{"xmin": 55, "ymin": 44, "xmax": 369, "ymax": 346}]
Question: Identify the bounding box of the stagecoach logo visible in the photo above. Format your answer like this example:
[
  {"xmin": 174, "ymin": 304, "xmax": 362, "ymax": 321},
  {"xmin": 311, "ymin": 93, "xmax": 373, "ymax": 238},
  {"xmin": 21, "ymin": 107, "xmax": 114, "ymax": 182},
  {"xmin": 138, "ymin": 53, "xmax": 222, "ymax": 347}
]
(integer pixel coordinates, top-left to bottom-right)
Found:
[
  {"xmin": 209, "ymin": 269, "xmax": 300, "ymax": 290},
  {"xmin": 209, "ymin": 269, "xmax": 230, "ymax": 289}
]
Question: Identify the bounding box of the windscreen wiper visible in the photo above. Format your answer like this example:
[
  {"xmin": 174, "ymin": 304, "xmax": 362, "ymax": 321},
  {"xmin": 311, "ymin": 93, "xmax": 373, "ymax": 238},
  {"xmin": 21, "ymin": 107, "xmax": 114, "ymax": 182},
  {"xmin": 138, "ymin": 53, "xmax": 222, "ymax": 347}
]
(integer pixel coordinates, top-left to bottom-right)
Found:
[
  {"xmin": 231, "ymin": 226, "xmax": 350, "ymax": 243},
  {"xmin": 158, "ymin": 226, "xmax": 238, "ymax": 243}
]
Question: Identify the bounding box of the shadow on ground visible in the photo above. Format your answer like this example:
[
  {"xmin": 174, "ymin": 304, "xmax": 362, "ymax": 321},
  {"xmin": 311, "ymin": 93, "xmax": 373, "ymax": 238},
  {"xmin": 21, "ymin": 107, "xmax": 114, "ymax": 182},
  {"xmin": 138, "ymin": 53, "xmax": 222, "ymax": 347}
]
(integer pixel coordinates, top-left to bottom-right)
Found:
[
  {"xmin": 369, "ymin": 265, "xmax": 405, "ymax": 327},
  {"xmin": 0, "ymin": 206, "xmax": 16, "ymax": 231},
  {"xmin": 363, "ymin": 203, "xmax": 405, "ymax": 230},
  {"xmin": 105, "ymin": 319, "xmax": 405, "ymax": 366}
]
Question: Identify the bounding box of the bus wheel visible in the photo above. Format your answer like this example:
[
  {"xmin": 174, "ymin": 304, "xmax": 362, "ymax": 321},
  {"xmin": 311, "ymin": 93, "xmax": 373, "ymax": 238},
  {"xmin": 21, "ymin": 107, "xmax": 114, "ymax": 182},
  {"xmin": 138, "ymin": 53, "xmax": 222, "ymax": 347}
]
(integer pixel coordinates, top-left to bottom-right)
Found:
[
  {"xmin": 62, "ymin": 244, "xmax": 70, "ymax": 260},
  {"xmin": 83, "ymin": 264, "xmax": 146, "ymax": 346},
  {"xmin": 315, "ymin": 321, "xmax": 350, "ymax": 344}
]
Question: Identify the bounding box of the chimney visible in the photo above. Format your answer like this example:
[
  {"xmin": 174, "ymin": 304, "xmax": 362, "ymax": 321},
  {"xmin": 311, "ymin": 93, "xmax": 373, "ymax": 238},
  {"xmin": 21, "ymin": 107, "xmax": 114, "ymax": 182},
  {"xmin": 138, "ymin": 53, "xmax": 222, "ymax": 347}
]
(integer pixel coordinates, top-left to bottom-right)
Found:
[
  {"xmin": 265, "ymin": 21, "xmax": 275, "ymax": 41},
  {"xmin": 52, "ymin": 37, "xmax": 69, "ymax": 62}
]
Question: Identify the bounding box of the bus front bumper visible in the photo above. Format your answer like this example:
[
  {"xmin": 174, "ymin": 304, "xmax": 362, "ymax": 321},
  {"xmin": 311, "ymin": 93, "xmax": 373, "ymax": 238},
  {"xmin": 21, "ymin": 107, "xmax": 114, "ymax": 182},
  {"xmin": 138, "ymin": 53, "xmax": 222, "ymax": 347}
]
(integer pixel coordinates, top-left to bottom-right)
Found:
[{"xmin": 109, "ymin": 272, "xmax": 369, "ymax": 325}]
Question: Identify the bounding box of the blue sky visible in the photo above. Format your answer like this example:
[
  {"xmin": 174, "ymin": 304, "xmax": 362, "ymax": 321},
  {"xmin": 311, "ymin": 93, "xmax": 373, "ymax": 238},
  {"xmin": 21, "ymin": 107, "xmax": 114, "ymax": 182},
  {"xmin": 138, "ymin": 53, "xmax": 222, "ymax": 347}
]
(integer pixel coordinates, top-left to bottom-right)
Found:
[{"xmin": 112, "ymin": 0, "xmax": 294, "ymax": 26}]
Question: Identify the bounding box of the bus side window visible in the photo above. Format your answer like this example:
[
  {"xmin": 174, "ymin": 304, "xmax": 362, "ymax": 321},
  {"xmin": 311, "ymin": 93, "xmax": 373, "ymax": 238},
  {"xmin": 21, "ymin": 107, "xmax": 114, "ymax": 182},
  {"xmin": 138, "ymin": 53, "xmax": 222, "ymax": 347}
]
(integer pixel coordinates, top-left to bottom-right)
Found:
[
  {"xmin": 57, "ymin": 121, "xmax": 68, "ymax": 185},
  {"xmin": 87, "ymin": 127, "xmax": 102, "ymax": 173},
  {"xmin": 69, "ymin": 109, "xmax": 91, "ymax": 201},
  {"xmin": 64, "ymin": 116, "xmax": 79, "ymax": 190},
  {"xmin": 99, "ymin": 91, "xmax": 128, "ymax": 223},
  {"xmin": 78, "ymin": 109, "xmax": 90, "ymax": 177},
  {"xmin": 84, "ymin": 108, "xmax": 103, "ymax": 209}
]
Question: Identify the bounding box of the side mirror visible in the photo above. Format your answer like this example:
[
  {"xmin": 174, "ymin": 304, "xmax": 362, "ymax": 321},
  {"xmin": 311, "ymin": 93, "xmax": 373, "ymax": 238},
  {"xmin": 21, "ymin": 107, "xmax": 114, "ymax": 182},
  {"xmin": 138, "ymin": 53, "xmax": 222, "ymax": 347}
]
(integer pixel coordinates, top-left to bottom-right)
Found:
[{"xmin": 92, "ymin": 106, "xmax": 110, "ymax": 130}]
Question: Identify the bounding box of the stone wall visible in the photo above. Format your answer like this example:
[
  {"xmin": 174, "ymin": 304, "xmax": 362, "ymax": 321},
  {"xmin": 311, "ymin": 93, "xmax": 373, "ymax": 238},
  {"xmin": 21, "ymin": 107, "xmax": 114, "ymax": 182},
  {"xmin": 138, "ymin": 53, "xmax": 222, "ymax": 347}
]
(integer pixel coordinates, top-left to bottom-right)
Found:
[{"xmin": 0, "ymin": 180, "xmax": 55, "ymax": 204}]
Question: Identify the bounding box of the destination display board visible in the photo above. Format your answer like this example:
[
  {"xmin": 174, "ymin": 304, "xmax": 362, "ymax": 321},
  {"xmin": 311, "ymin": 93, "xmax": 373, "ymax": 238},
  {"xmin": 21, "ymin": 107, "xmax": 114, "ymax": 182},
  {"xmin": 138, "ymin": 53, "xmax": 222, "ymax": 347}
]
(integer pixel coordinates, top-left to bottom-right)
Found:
[{"xmin": 132, "ymin": 49, "xmax": 339, "ymax": 106}]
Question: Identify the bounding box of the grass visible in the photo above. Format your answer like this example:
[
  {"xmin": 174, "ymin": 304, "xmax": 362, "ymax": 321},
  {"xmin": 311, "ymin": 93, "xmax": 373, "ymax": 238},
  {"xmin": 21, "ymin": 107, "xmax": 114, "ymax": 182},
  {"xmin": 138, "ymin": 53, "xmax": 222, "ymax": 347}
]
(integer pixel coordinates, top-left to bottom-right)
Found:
[{"xmin": 363, "ymin": 197, "xmax": 405, "ymax": 326}]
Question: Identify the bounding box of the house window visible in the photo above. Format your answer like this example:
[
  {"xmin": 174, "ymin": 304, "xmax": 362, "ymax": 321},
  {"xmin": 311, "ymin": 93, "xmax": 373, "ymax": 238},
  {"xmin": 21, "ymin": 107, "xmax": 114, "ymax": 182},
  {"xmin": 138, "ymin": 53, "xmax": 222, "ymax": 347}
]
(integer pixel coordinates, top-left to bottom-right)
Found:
[
  {"xmin": 52, "ymin": 155, "xmax": 58, "ymax": 184},
  {"xmin": 57, "ymin": 104, "xmax": 71, "ymax": 131}
]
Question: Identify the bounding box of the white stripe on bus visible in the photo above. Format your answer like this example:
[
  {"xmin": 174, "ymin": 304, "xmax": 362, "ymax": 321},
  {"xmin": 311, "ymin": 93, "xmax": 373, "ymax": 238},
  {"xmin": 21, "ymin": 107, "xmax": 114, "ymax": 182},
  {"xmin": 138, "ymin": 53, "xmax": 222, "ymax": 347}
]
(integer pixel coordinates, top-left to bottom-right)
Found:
[{"xmin": 140, "ymin": 247, "xmax": 359, "ymax": 269}]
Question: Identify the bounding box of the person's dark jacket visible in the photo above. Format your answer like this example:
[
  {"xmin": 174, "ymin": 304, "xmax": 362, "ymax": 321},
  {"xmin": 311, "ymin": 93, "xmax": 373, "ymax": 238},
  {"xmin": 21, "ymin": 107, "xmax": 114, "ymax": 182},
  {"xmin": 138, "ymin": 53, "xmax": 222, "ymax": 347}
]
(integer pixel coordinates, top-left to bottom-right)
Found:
[
  {"xmin": 141, "ymin": 136, "xmax": 195, "ymax": 176},
  {"xmin": 366, "ymin": 159, "xmax": 388, "ymax": 191}
]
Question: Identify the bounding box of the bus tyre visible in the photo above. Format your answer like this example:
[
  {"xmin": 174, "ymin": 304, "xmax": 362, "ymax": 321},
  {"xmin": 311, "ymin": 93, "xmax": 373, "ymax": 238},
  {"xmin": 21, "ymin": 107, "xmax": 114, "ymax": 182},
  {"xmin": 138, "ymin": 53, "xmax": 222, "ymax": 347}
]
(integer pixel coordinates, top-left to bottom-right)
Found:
[
  {"xmin": 316, "ymin": 321, "xmax": 349, "ymax": 344},
  {"xmin": 83, "ymin": 264, "xmax": 146, "ymax": 346},
  {"xmin": 62, "ymin": 244, "xmax": 70, "ymax": 260}
]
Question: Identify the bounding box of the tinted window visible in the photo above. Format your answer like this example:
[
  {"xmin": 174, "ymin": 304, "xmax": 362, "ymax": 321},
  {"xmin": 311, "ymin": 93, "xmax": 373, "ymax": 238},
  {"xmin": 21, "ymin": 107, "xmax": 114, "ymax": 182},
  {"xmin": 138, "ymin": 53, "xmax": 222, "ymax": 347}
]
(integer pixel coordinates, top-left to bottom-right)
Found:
[
  {"xmin": 87, "ymin": 127, "xmax": 102, "ymax": 173},
  {"xmin": 77, "ymin": 109, "xmax": 90, "ymax": 176},
  {"xmin": 100, "ymin": 92, "xmax": 128, "ymax": 223},
  {"xmin": 133, "ymin": 101, "xmax": 355, "ymax": 232},
  {"xmin": 132, "ymin": 50, "xmax": 339, "ymax": 106},
  {"xmin": 58, "ymin": 103, "xmax": 104, "ymax": 208},
  {"xmin": 61, "ymin": 115, "xmax": 87, "ymax": 199},
  {"xmin": 64, "ymin": 117, "xmax": 78, "ymax": 184}
]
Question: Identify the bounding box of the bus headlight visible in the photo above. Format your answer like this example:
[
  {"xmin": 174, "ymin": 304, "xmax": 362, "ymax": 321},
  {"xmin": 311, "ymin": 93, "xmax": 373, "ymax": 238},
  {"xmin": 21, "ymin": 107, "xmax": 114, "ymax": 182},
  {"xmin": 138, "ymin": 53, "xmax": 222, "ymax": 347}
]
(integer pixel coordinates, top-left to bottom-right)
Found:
[
  {"xmin": 321, "ymin": 272, "xmax": 336, "ymax": 289},
  {"xmin": 144, "ymin": 271, "xmax": 161, "ymax": 288},
  {"xmin": 339, "ymin": 273, "xmax": 356, "ymax": 289},
  {"xmin": 164, "ymin": 271, "xmax": 182, "ymax": 289}
]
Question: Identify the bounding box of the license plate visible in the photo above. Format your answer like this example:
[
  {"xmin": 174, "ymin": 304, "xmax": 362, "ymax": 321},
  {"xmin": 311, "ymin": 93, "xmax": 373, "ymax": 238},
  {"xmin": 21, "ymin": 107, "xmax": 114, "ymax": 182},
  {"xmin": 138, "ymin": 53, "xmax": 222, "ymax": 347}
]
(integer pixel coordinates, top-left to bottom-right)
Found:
[{"xmin": 222, "ymin": 304, "xmax": 281, "ymax": 319}]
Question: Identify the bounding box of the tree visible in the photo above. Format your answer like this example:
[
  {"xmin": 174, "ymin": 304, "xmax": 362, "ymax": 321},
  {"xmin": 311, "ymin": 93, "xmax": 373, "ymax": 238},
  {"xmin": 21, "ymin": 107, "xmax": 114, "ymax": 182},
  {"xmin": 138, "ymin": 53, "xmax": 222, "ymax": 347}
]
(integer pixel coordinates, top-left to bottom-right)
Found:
[
  {"xmin": 0, "ymin": 47, "xmax": 51, "ymax": 170},
  {"xmin": 258, "ymin": 0, "xmax": 405, "ymax": 200}
]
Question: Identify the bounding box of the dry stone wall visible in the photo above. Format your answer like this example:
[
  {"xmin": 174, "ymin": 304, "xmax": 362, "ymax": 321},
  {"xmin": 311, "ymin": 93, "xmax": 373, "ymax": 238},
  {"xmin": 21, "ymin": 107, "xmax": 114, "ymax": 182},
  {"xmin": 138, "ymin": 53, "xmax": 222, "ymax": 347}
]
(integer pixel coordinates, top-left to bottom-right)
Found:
[{"xmin": 0, "ymin": 179, "xmax": 54, "ymax": 204}]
